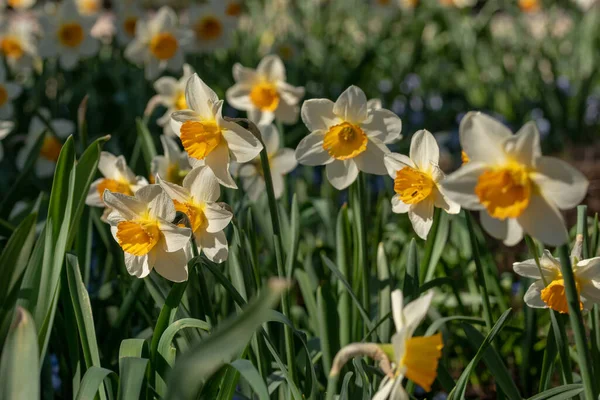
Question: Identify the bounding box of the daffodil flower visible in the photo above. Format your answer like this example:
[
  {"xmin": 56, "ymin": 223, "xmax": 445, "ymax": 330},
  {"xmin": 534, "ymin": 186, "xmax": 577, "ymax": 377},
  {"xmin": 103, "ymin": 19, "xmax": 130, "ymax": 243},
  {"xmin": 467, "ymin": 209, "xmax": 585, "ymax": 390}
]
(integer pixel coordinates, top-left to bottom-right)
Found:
[
  {"xmin": 38, "ymin": 0, "xmax": 99, "ymax": 70},
  {"xmin": 170, "ymin": 73, "xmax": 263, "ymax": 188},
  {"xmin": 442, "ymin": 112, "xmax": 588, "ymax": 246},
  {"xmin": 0, "ymin": 15, "xmax": 38, "ymax": 72},
  {"xmin": 514, "ymin": 250, "xmax": 600, "ymax": 314},
  {"xmin": 150, "ymin": 135, "xmax": 190, "ymax": 185},
  {"xmin": 148, "ymin": 63, "xmax": 195, "ymax": 137},
  {"xmin": 233, "ymin": 124, "xmax": 297, "ymax": 202},
  {"xmin": 295, "ymin": 85, "xmax": 402, "ymax": 190},
  {"xmin": 114, "ymin": 1, "xmax": 144, "ymax": 46},
  {"xmin": 86, "ymin": 151, "xmax": 148, "ymax": 208},
  {"xmin": 104, "ymin": 185, "xmax": 192, "ymax": 282},
  {"xmin": 125, "ymin": 6, "xmax": 192, "ymax": 80},
  {"xmin": 0, "ymin": 63, "xmax": 22, "ymax": 119},
  {"xmin": 0, "ymin": 120, "xmax": 14, "ymax": 162},
  {"xmin": 187, "ymin": 0, "xmax": 238, "ymax": 53},
  {"xmin": 226, "ymin": 55, "xmax": 305, "ymax": 125},
  {"xmin": 157, "ymin": 166, "xmax": 233, "ymax": 263},
  {"xmin": 16, "ymin": 108, "xmax": 75, "ymax": 178},
  {"xmin": 384, "ymin": 130, "xmax": 460, "ymax": 239}
]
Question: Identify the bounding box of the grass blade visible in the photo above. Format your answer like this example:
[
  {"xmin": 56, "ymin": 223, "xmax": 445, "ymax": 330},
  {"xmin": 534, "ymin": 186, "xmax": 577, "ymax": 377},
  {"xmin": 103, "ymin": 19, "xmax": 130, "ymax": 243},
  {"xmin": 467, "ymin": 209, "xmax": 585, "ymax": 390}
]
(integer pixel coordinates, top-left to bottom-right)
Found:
[{"xmin": 229, "ymin": 359, "xmax": 270, "ymax": 400}]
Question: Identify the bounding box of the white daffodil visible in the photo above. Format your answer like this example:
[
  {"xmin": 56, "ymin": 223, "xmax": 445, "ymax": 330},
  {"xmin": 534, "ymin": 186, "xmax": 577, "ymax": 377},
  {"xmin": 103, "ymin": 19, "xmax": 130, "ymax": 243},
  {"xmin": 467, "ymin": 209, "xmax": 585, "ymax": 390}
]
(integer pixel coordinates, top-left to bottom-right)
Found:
[
  {"xmin": 514, "ymin": 250, "xmax": 600, "ymax": 314},
  {"xmin": 0, "ymin": 63, "xmax": 22, "ymax": 119},
  {"xmin": 384, "ymin": 130, "xmax": 460, "ymax": 240},
  {"xmin": 295, "ymin": 85, "xmax": 402, "ymax": 190},
  {"xmin": 16, "ymin": 108, "xmax": 74, "ymax": 178},
  {"xmin": 158, "ymin": 166, "xmax": 232, "ymax": 263},
  {"xmin": 104, "ymin": 185, "xmax": 192, "ymax": 282},
  {"xmin": 442, "ymin": 112, "xmax": 588, "ymax": 246},
  {"xmin": 5, "ymin": 0, "xmax": 35, "ymax": 10},
  {"xmin": 234, "ymin": 124, "xmax": 297, "ymax": 202},
  {"xmin": 86, "ymin": 151, "xmax": 148, "ymax": 208},
  {"xmin": 0, "ymin": 14, "xmax": 38, "ymax": 72},
  {"xmin": 226, "ymin": 55, "xmax": 305, "ymax": 125},
  {"xmin": 148, "ymin": 63, "xmax": 195, "ymax": 137},
  {"xmin": 150, "ymin": 135, "xmax": 190, "ymax": 185},
  {"xmin": 0, "ymin": 120, "xmax": 14, "ymax": 162},
  {"xmin": 375, "ymin": 291, "xmax": 442, "ymax": 400},
  {"xmin": 186, "ymin": 0, "xmax": 238, "ymax": 53},
  {"xmin": 125, "ymin": 6, "xmax": 192, "ymax": 80},
  {"xmin": 114, "ymin": 1, "xmax": 145, "ymax": 46},
  {"xmin": 37, "ymin": 0, "xmax": 99, "ymax": 70},
  {"xmin": 75, "ymin": 0, "xmax": 102, "ymax": 16},
  {"xmin": 170, "ymin": 73, "xmax": 263, "ymax": 188}
]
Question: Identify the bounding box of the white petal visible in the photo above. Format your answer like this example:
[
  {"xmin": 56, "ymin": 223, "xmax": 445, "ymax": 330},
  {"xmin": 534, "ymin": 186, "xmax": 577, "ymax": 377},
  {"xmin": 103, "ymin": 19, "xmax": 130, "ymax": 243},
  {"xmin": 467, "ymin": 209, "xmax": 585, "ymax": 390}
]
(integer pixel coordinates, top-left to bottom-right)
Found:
[
  {"xmin": 384, "ymin": 152, "xmax": 415, "ymax": 178},
  {"xmin": 367, "ymin": 98, "xmax": 382, "ymax": 110},
  {"xmin": 204, "ymin": 202, "xmax": 233, "ymax": 233},
  {"xmin": 390, "ymin": 379, "xmax": 409, "ymax": 400},
  {"xmin": 295, "ymin": 130, "xmax": 332, "ymax": 166},
  {"xmin": 276, "ymin": 81, "xmax": 304, "ymax": 106},
  {"xmin": 97, "ymin": 152, "xmax": 120, "ymax": 179},
  {"xmin": 441, "ymin": 162, "xmax": 488, "ymax": 210},
  {"xmin": 103, "ymin": 191, "xmax": 145, "ymax": 220},
  {"xmin": 523, "ymin": 280, "xmax": 548, "ymax": 309},
  {"xmin": 531, "ymin": 157, "xmax": 589, "ymax": 210},
  {"xmin": 170, "ymin": 110, "xmax": 200, "ymax": 137},
  {"xmin": 361, "ymin": 108, "xmax": 402, "ymax": 144},
  {"xmin": 247, "ymin": 108, "xmax": 272, "ymax": 126},
  {"xmin": 459, "ymin": 112, "xmax": 512, "ymax": 164},
  {"xmin": 220, "ymin": 118, "xmax": 263, "ymax": 163},
  {"xmin": 199, "ymin": 230, "xmax": 229, "ymax": 263},
  {"xmin": 326, "ymin": 159, "xmax": 359, "ymax": 190},
  {"xmin": 154, "ymin": 76, "xmax": 178, "ymax": 96},
  {"xmin": 241, "ymin": 173, "xmax": 264, "ymax": 202},
  {"xmin": 391, "ymin": 195, "xmax": 411, "ymax": 214},
  {"xmin": 225, "ymin": 83, "xmax": 252, "ymax": 110},
  {"xmin": 156, "ymin": 175, "xmax": 190, "ymax": 203},
  {"xmin": 503, "ymin": 121, "xmax": 541, "ymax": 167},
  {"xmin": 59, "ymin": 52, "xmax": 79, "ymax": 70},
  {"xmin": 4, "ymin": 83, "xmax": 22, "ymax": 99},
  {"xmin": 333, "ymin": 86, "xmax": 368, "ymax": 123},
  {"xmin": 232, "ymin": 63, "xmax": 257, "ymax": 83},
  {"xmin": 402, "ymin": 291, "xmax": 434, "ymax": 333},
  {"xmin": 124, "ymin": 253, "xmax": 152, "ymax": 279},
  {"xmin": 271, "ymin": 173, "xmax": 285, "ymax": 200},
  {"xmin": 409, "ymin": 129, "xmax": 439, "ymax": 173},
  {"xmin": 433, "ymin": 185, "xmax": 461, "ymax": 215},
  {"xmin": 517, "ymin": 194, "xmax": 567, "ymax": 246},
  {"xmin": 51, "ymin": 119, "xmax": 75, "ymax": 138},
  {"xmin": 147, "ymin": 187, "xmax": 177, "ymax": 222},
  {"xmin": 408, "ymin": 198, "xmax": 434, "ymax": 240},
  {"xmin": 390, "ymin": 289, "xmax": 404, "ymax": 332},
  {"xmin": 205, "ymin": 141, "xmax": 236, "ymax": 189},
  {"xmin": 257, "ymin": 54, "xmax": 285, "ymax": 82},
  {"xmin": 273, "ymin": 99, "xmax": 299, "ymax": 124},
  {"xmin": 160, "ymin": 221, "xmax": 191, "ymax": 252},
  {"xmin": 85, "ymin": 178, "xmax": 104, "ymax": 207},
  {"xmin": 260, "ymin": 124, "xmax": 280, "ymax": 155},
  {"xmin": 354, "ymin": 137, "xmax": 389, "ymax": 175},
  {"xmin": 480, "ymin": 212, "xmax": 523, "ymax": 247},
  {"xmin": 152, "ymin": 248, "xmax": 189, "ymax": 282},
  {"xmin": 373, "ymin": 377, "xmax": 395, "ymax": 400},
  {"xmin": 513, "ymin": 259, "xmax": 555, "ymax": 280},
  {"xmin": 186, "ymin": 74, "xmax": 219, "ymax": 120},
  {"xmin": 301, "ymin": 98, "xmax": 338, "ymax": 131},
  {"xmin": 576, "ymin": 257, "xmax": 600, "ymax": 279},
  {"xmin": 271, "ymin": 149, "xmax": 297, "ymax": 175}
]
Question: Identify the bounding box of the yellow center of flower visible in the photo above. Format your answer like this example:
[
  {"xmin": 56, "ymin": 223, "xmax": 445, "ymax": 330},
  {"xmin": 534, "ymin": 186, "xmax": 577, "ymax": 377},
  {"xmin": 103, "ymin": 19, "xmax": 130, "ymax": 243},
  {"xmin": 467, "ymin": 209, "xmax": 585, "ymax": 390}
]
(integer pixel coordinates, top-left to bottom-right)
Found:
[
  {"xmin": 174, "ymin": 200, "xmax": 207, "ymax": 233},
  {"xmin": 195, "ymin": 16, "xmax": 223, "ymax": 41},
  {"xmin": 0, "ymin": 85, "xmax": 8, "ymax": 107},
  {"xmin": 519, "ymin": 0, "xmax": 539, "ymax": 12},
  {"xmin": 116, "ymin": 219, "xmax": 161, "ymax": 256},
  {"xmin": 166, "ymin": 163, "xmax": 184, "ymax": 185},
  {"xmin": 1, "ymin": 37, "xmax": 24, "ymax": 59},
  {"xmin": 461, "ymin": 151, "xmax": 469, "ymax": 164},
  {"xmin": 149, "ymin": 32, "xmax": 178, "ymax": 60},
  {"xmin": 540, "ymin": 276, "xmax": 584, "ymax": 314},
  {"xmin": 401, "ymin": 333, "xmax": 444, "ymax": 392},
  {"xmin": 7, "ymin": 0, "xmax": 25, "ymax": 7},
  {"xmin": 97, "ymin": 178, "xmax": 133, "ymax": 198},
  {"xmin": 124, "ymin": 16, "xmax": 138, "ymax": 37},
  {"xmin": 79, "ymin": 0, "xmax": 100, "ymax": 15},
  {"xmin": 249, "ymin": 82, "xmax": 280, "ymax": 112},
  {"xmin": 175, "ymin": 91, "xmax": 187, "ymax": 110},
  {"xmin": 226, "ymin": 2, "xmax": 242, "ymax": 16},
  {"xmin": 180, "ymin": 120, "xmax": 222, "ymax": 160},
  {"xmin": 58, "ymin": 22, "xmax": 85, "ymax": 48},
  {"xmin": 322, "ymin": 122, "xmax": 367, "ymax": 160},
  {"xmin": 394, "ymin": 167, "xmax": 435, "ymax": 205},
  {"xmin": 40, "ymin": 135, "xmax": 63, "ymax": 162},
  {"xmin": 475, "ymin": 164, "xmax": 531, "ymax": 220}
]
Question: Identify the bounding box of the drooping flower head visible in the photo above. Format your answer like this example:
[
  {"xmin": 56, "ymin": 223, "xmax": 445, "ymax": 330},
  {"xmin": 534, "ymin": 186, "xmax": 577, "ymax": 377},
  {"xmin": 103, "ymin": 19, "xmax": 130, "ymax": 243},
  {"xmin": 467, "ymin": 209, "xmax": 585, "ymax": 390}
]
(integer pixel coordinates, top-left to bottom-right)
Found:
[
  {"xmin": 38, "ymin": 0, "xmax": 99, "ymax": 70},
  {"xmin": 443, "ymin": 112, "xmax": 588, "ymax": 246},
  {"xmin": 104, "ymin": 185, "xmax": 192, "ymax": 282},
  {"xmin": 234, "ymin": 124, "xmax": 297, "ymax": 202},
  {"xmin": 384, "ymin": 130, "xmax": 460, "ymax": 239},
  {"xmin": 0, "ymin": 63, "xmax": 22, "ymax": 120},
  {"xmin": 157, "ymin": 166, "xmax": 232, "ymax": 263},
  {"xmin": 170, "ymin": 73, "xmax": 263, "ymax": 188},
  {"xmin": 125, "ymin": 6, "xmax": 192, "ymax": 80},
  {"xmin": 226, "ymin": 55, "xmax": 305, "ymax": 126},
  {"xmin": 514, "ymin": 250, "xmax": 600, "ymax": 314},
  {"xmin": 86, "ymin": 151, "xmax": 148, "ymax": 208},
  {"xmin": 186, "ymin": 0, "xmax": 238, "ymax": 53},
  {"xmin": 150, "ymin": 135, "xmax": 191, "ymax": 185},
  {"xmin": 295, "ymin": 85, "xmax": 402, "ymax": 190}
]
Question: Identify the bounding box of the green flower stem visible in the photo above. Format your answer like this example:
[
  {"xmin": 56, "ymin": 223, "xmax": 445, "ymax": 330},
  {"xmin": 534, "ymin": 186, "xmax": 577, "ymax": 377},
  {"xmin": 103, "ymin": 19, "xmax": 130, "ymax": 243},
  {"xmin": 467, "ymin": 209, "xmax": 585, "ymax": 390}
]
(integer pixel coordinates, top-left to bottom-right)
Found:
[
  {"xmin": 577, "ymin": 205, "xmax": 590, "ymax": 259},
  {"xmin": 557, "ymin": 244, "xmax": 597, "ymax": 400},
  {"xmin": 464, "ymin": 211, "xmax": 494, "ymax": 331},
  {"xmin": 227, "ymin": 117, "xmax": 297, "ymax": 382},
  {"xmin": 350, "ymin": 175, "xmax": 370, "ymax": 326},
  {"xmin": 524, "ymin": 235, "xmax": 573, "ymax": 385},
  {"xmin": 420, "ymin": 207, "xmax": 442, "ymax": 283}
]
